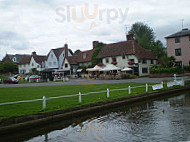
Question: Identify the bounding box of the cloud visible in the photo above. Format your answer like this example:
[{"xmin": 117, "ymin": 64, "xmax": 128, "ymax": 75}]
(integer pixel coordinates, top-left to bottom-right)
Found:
[
  {"xmin": 0, "ymin": 0, "xmax": 190, "ymax": 60},
  {"xmin": 0, "ymin": 31, "xmax": 30, "ymax": 50}
]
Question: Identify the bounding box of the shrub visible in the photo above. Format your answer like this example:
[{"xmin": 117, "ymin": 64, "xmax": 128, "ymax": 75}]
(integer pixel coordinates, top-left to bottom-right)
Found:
[
  {"xmin": 121, "ymin": 73, "xmax": 138, "ymax": 79},
  {"xmin": 150, "ymin": 66, "xmax": 180, "ymax": 74}
]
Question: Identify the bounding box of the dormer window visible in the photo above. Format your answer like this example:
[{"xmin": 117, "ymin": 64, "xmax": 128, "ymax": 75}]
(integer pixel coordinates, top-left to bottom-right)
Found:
[
  {"xmin": 83, "ymin": 53, "xmax": 87, "ymax": 59},
  {"xmin": 12, "ymin": 57, "xmax": 16, "ymax": 62}
]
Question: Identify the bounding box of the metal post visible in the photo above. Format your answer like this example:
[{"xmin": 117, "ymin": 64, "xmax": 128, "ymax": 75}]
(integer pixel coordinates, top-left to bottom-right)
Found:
[
  {"xmin": 107, "ymin": 88, "xmax": 110, "ymax": 98},
  {"xmin": 128, "ymin": 86, "xmax": 131, "ymax": 95},
  {"xmin": 79, "ymin": 92, "xmax": 82, "ymax": 103},
  {"xmin": 43, "ymin": 96, "xmax": 46, "ymax": 110},
  {"xmin": 146, "ymin": 83, "xmax": 148, "ymax": 93}
]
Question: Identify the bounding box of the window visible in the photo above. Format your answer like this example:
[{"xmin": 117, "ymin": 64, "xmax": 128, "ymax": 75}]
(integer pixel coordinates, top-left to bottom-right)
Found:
[
  {"xmin": 65, "ymin": 63, "xmax": 68, "ymax": 68},
  {"xmin": 12, "ymin": 57, "xmax": 16, "ymax": 62},
  {"xmin": 51, "ymin": 54, "xmax": 53, "ymax": 58},
  {"xmin": 122, "ymin": 55, "xmax": 126, "ymax": 59},
  {"xmin": 189, "ymin": 36, "xmax": 190, "ymax": 41},
  {"xmin": 175, "ymin": 48, "xmax": 182, "ymax": 56},
  {"xmin": 129, "ymin": 59, "xmax": 134, "ymax": 62},
  {"xmin": 37, "ymin": 65, "xmax": 40, "ymax": 68},
  {"xmin": 175, "ymin": 37, "xmax": 180, "ymax": 43},
  {"xmin": 106, "ymin": 58, "xmax": 109, "ymax": 63},
  {"xmin": 53, "ymin": 62, "xmax": 56, "ymax": 65},
  {"xmin": 142, "ymin": 59, "xmax": 147, "ymax": 64},
  {"xmin": 63, "ymin": 53, "xmax": 65, "ymax": 57},
  {"xmin": 112, "ymin": 57, "xmax": 117, "ymax": 62},
  {"xmin": 32, "ymin": 63, "xmax": 34, "ymax": 66},
  {"xmin": 83, "ymin": 53, "xmax": 87, "ymax": 59},
  {"xmin": 151, "ymin": 60, "xmax": 154, "ymax": 64},
  {"xmin": 49, "ymin": 62, "xmax": 52, "ymax": 66},
  {"xmin": 142, "ymin": 68, "xmax": 148, "ymax": 74},
  {"xmin": 189, "ymin": 60, "xmax": 190, "ymax": 66}
]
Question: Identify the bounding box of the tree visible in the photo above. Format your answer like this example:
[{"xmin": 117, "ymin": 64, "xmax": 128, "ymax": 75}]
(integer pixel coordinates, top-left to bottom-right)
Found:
[
  {"xmin": 128, "ymin": 22, "xmax": 166, "ymax": 58},
  {"xmin": 129, "ymin": 22, "xmax": 155, "ymax": 50},
  {"xmin": 3, "ymin": 62, "xmax": 18, "ymax": 73},
  {"xmin": 74, "ymin": 49, "xmax": 81, "ymax": 55}
]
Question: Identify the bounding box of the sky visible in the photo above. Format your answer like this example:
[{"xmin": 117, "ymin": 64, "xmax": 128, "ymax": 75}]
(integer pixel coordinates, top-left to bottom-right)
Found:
[{"xmin": 0, "ymin": 0, "xmax": 190, "ymax": 60}]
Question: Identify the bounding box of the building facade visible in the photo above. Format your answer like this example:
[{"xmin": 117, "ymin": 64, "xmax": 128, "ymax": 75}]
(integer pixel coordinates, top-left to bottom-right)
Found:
[{"xmin": 166, "ymin": 28, "xmax": 190, "ymax": 67}]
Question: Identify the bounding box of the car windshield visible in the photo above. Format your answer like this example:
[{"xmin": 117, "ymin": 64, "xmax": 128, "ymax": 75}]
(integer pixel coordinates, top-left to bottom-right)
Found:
[{"xmin": 10, "ymin": 77, "xmax": 17, "ymax": 80}]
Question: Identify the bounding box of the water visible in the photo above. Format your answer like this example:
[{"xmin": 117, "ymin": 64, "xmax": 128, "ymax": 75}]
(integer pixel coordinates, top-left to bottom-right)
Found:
[{"xmin": 4, "ymin": 92, "xmax": 190, "ymax": 142}]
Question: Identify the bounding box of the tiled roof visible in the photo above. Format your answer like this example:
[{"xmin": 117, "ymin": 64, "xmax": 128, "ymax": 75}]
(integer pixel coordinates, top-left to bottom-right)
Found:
[
  {"xmin": 33, "ymin": 55, "xmax": 46, "ymax": 65},
  {"xmin": 98, "ymin": 40, "xmax": 156, "ymax": 60},
  {"xmin": 52, "ymin": 47, "xmax": 65, "ymax": 59},
  {"xmin": 76, "ymin": 49, "xmax": 94, "ymax": 63},
  {"xmin": 67, "ymin": 56, "xmax": 78, "ymax": 65},
  {"xmin": 19, "ymin": 56, "xmax": 31, "ymax": 64},
  {"xmin": 166, "ymin": 29, "xmax": 190, "ymax": 38}
]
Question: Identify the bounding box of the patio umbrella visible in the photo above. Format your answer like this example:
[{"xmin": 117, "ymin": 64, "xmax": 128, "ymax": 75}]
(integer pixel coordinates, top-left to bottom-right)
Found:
[
  {"xmin": 121, "ymin": 67, "xmax": 132, "ymax": 72},
  {"xmin": 100, "ymin": 64, "xmax": 121, "ymax": 71},
  {"xmin": 86, "ymin": 65, "xmax": 102, "ymax": 71}
]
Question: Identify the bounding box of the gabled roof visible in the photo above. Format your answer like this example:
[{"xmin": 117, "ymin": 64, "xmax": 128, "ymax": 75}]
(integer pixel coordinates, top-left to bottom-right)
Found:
[
  {"xmin": 52, "ymin": 47, "xmax": 65, "ymax": 59},
  {"xmin": 166, "ymin": 29, "xmax": 190, "ymax": 38},
  {"xmin": 2, "ymin": 54, "xmax": 30, "ymax": 63},
  {"xmin": 19, "ymin": 56, "xmax": 31, "ymax": 65},
  {"xmin": 67, "ymin": 56, "xmax": 78, "ymax": 65},
  {"xmin": 76, "ymin": 49, "xmax": 95, "ymax": 63},
  {"xmin": 33, "ymin": 55, "xmax": 46, "ymax": 65},
  {"xmin": 98, "ymin": 40, "xmax": 156, "ymax": 60}
]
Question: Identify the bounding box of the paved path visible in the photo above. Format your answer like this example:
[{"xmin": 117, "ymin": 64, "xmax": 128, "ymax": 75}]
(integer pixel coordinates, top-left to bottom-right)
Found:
[{"xmin": 0, "ymin": 76, "xmax": 190, "ymax": 88}]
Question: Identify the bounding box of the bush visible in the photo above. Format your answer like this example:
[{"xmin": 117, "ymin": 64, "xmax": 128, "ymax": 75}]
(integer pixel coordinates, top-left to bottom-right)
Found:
[
  {"xmin": 121, "ymin": 73, "xmax": 138, "ymax": 79},
  {"xmin": 184, "ymin": 66, "xmax": 190, "ymax": 72},
  {"xmin": 150, "ymin": 66, "xmax": 180, "ymax": 74}
]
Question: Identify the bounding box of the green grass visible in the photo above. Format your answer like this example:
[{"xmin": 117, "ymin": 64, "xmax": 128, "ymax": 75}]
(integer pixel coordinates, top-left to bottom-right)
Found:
[{"xmin": 0, "ymin": 82, "xmax": 160, "ymax": 119}]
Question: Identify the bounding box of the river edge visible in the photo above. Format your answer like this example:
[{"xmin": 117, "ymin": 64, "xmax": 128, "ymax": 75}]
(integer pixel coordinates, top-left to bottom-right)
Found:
[{"xmin": 0, "ymin": 85, "xmax": 190, "ymax": 136}]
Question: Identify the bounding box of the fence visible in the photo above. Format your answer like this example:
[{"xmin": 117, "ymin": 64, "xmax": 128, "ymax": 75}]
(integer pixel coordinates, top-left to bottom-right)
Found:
[{"xmin": 0, "ymin": 77, "xmax": 185, "ymax": 110}]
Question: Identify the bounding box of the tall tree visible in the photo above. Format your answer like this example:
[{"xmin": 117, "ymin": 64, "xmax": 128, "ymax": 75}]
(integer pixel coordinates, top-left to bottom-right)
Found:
[
  {"xmin": 129, "ymin": 22, "xmax": 155, "ymax": 50},
  {"xmin": 128, "ymin": 22, "xmax": 166, "ymax": 58}
]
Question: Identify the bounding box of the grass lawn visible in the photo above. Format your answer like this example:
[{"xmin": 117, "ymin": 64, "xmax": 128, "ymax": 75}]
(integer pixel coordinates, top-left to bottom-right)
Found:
[{"xmin": 0, "ymin": 82, "xmax": 158, "ymax": 119}]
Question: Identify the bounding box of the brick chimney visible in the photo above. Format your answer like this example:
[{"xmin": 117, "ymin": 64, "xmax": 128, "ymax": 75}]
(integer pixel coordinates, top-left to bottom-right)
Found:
[
  {"xmin": 126, "ymin": 32, "xmax": 134, "ymax": 41},
  {"xmin": 92, "ymin": 41, "xmax": 99, "ymax": 49},
  {"xmin": 32, "ymin": 51, "xmax": 37, "ymax": 56},
  {"xmin": 64, "ymin": 43, "xmax": 68, "ymax": 57}
]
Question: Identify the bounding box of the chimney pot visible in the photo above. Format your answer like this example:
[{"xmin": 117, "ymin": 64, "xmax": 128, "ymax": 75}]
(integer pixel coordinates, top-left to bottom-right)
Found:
[{"xmin": 126, "ymin": 32, "xmax": 134, "ymax": 41}]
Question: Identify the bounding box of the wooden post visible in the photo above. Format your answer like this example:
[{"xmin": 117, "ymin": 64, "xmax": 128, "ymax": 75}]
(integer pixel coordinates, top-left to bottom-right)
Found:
[
  {"xmin": 146, "ymin": 83, "xmax": 148, "ymax": 93},
  {"xmin": 128, "ymin": 86, "xmax": 131, "ymax": 95},
  {"xmin": 107, "ymin": 88, "xmax": 110, "ymax": 98},
  {"xmin": 79, "ymin": 92, "xmax": 82, "ymax": 103},
  {"xmin": 43, "ymin": 96, "xmax": 46, "ymax": 110}
]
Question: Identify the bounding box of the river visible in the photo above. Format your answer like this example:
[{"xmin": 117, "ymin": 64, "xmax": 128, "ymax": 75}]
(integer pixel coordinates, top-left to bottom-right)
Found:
[{"xmin": 4, "ymin": 91, "xmax": 190, "ymax": 142}]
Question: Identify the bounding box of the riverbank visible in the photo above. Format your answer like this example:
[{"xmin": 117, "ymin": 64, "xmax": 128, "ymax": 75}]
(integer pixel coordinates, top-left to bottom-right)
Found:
[{"xmin": 0, "ymin": 84, "xmax": 190, "ymax": 135}]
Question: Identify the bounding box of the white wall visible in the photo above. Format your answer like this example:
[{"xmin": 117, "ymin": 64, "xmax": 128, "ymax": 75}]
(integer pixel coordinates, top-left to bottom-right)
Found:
[
  {"xmin": 19, "ymin": 64, "xmax": 30, "ymax": 74},
  {"xmin": 45, "ymin": 50, "xmax": 59, "ymax": 69},
  {"xmin": 30, "ymin": 57, "xmax": 43, "ymax": 72},
  {"xmin": 62, "ymin": 58, "xmax": 71, "ymax": 70}
]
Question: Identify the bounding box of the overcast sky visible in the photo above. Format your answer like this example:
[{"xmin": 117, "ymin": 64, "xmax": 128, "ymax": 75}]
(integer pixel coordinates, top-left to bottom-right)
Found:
[{"xmin": 0, "ymin": 0, "xmax": 190, "ymax": 60}]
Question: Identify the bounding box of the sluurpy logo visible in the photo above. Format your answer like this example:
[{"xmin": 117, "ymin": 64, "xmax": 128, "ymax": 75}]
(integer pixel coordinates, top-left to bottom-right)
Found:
[{"xmin": 56, "ymin": 4, "xmax": 129, "ymax": 31}]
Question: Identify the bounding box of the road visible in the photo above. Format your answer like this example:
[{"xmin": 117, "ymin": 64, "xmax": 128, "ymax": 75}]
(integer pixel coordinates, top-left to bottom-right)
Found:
[{"xmin": 0, "ymin": 76, "xmax": 190, "ymax": 88}]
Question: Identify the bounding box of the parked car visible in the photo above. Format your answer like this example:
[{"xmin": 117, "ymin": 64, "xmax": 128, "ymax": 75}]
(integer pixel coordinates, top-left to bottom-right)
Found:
[
  {"xmin": 29, "ymin": 75, "xmax": 41, "ymax": 80},
  {"xmin": 14, "ymin": 74, "xmax": 22, "ymax": 80},
  {"xmin": 3, "ymin": 77, "xmax": 18, "ymax": 84}
]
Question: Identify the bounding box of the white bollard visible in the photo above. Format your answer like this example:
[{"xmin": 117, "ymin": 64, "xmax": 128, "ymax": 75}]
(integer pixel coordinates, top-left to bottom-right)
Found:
[
  {"xmin": 43, "ymin": 96, "xmax": 46, "ymax": 110},
  {"xmin": 79, "ymin": 92, "xmax": 82, "ymax": 103},
  {"xmin": 107, "ymin": 88, "xmax": 110, "ymax": 98},
  {"xmin": 182, "ymin": 78, "xmax": 185, "ymax": 86},
  {"xmin": 29, "ymin": 78, "xmax": 31, "ymax": 83},
  {"xmin": 128, "ymin": 86, "xmax": 131, "ymax": 95},
  {"xmin": 174, "ymin": 74, "xmax": 177, "ymax": 81},
  {"xmin": 161, "ymin": 81, "xmax": 164, "ymax": 85},
  {"xmin": 47, "ymin": 78, "xmax": 49, "ymax": 82},
  {"xmin": 37, "ymin": 79, "xmax": 39, "ymax": 83},
  {"xmin": 146, "ymin": 83, "xmax": 148, "ymax": 93}
]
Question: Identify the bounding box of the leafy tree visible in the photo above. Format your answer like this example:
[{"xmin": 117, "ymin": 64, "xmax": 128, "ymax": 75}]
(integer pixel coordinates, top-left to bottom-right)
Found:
[
  {"xmin": 3, "ymin": 62, "xmax": 18, "ymax": 73},
  {"xmin": 31, "ymin": 68, "xmax": 39, "ymax": 75},
  {"xmin": 74, "ymin": 49, "xmax": 81, "ymax": 55},
  {"xmin": 129, "ymin": 22, "xmax": 155, "ymax": 50},
  {"xmin": 129, "ymin": 22, "xmax": 166, "ymax": 58},
  {"xmin": 161, "ymin": 56, "xmax": 176, "ymax": 68}
]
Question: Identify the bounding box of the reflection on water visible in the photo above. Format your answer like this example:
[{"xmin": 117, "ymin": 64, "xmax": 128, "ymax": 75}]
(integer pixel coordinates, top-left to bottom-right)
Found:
[{"xmin": 6, "ymin": 92, "xmax": 190, "ymax": 142}]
